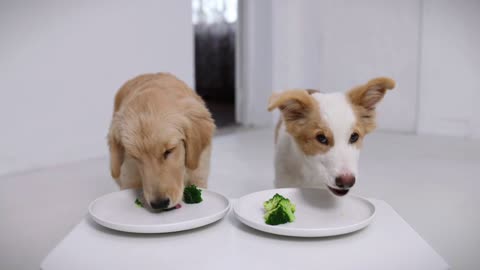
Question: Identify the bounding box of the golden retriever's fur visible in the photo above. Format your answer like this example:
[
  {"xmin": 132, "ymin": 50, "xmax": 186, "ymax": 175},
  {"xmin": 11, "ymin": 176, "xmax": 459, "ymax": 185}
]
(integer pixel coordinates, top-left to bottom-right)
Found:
[{"xmin": 108, "ymin": 73, "xmax": 215, "ymax": 209}]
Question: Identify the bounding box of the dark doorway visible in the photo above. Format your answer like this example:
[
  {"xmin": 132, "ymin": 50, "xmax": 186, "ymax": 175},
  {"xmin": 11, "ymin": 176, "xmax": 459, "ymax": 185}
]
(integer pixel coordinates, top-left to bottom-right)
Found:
[{"xmin": 193, "ymin": 0, "xmax": 237, "ymax": 127}]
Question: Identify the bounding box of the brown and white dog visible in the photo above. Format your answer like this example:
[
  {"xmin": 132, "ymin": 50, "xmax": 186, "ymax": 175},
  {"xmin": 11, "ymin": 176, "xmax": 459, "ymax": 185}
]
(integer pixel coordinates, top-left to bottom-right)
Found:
[
  {"xmin": 108, "ymin": 73, "xmax": 215, "ymax": 210},
  {"xmin": 268, "ymin": 77, "xmax": 395, "ymax": 196}
]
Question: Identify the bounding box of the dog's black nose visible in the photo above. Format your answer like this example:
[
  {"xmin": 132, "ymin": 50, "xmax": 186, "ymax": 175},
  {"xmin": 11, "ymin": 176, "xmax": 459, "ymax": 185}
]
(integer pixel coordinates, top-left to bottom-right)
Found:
[
  {"xmin": 335, "ymin": 174, "xmax": 356, "ymax": 189},
  {"xmin": 150, "ymin": 198, "xmax": 170, "ymax": 209}
]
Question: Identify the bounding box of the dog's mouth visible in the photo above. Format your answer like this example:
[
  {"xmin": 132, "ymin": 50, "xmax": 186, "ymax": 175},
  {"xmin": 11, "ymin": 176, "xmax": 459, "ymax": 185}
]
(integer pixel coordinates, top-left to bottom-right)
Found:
[
  {"xmin": 148, "ymin": 204, "xmax": 182, "ymax": 212},
  {"xmin": 327, "ymin": 186, "xmax": 350, "ymax": 196}
]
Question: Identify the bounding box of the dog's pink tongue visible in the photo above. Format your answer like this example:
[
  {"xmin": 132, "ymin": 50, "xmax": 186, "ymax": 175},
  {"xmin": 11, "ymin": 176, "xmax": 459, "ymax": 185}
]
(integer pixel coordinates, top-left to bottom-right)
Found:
[{"xmin": 163, "ymin": 204, "xmax": 182, "ymax": 212}]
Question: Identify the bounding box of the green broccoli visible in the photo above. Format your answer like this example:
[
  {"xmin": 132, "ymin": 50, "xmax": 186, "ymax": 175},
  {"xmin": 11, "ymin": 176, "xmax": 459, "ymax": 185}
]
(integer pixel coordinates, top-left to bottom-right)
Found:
[
  {"xmin": 264, "ymin": 200, "xmax": 296, "ymax": 225},
  {"xmin": 263, "ymin": 193, "xmax": 286, "ymax": 211},
  {"xmin": 263, "ymin": 194, "xmax": 296, "ymax": 225},
  {"xmin": 264, "ymin": 193, "xmax": 296, "ymax": 213},
  {"xmin": 183, "ymin": 184, "xmax": 203, "ymax": 204},
  {"xmin": 134, "ymin": 198, "xmax": 144, "ymax": 208},
  {"xmin": 289, "ymin": 201, "xmax": 296, "ymax": 213}
]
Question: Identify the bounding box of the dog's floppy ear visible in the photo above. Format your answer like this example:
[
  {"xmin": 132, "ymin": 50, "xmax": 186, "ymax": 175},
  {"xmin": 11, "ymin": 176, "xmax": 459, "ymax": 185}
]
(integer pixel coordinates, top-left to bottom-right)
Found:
[
  {"xmin": 182, "ymin": 101, "xmax": 215, "ymax": 170},
  {"xmin": 348, "ymin": 77, "xmax": 395, "ymax": 110},
  {"xmin": 268, "ymin": 90, "xmax": 315, "ymax": 121},
  {"xmin": 108, "ymin": 132, "xmax": 124, "ymax": 179}
]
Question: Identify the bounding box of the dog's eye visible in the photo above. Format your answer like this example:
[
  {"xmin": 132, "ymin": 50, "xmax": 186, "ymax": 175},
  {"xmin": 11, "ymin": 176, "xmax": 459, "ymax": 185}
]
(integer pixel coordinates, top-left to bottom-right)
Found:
[
  {"xmin": 349, "ymin": 132, "xmax": 359, "ymax": 144},
  {"xmin": 163, "ymin": 148, "xmax": 174, "ymax": 159},
  {"xmin": 316, "ymin": 134, "xmax": 329, "ymax": 145}
]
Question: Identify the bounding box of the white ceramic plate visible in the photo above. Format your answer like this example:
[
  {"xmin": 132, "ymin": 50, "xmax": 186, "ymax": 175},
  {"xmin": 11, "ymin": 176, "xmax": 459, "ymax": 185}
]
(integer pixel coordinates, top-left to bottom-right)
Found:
[
  {"xmin": 89, "ymin": 188, "xmax": 230, "ymax": 233},
  {"xmin": 234, "ymin": 188, "xmax": 375, "ymax": 237}
]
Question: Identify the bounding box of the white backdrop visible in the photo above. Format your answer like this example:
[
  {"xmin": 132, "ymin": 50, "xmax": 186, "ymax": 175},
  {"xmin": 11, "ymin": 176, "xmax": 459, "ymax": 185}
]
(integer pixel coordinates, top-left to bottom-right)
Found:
[
  {"xmin": 418, "ymin": 0, "xmax": 480, "ymax": 138},
  {"xmin": 2, "ymin": 0, "xmax": 479, "ymax": 176},
  {"xmin": 272, "ymin": 0, "xmax": 420, "ymax": 133},
  {"xmin": 0, "ymin": 0, "xmax": 194, "ymax": 176},
  {"xmin": 240, "ymin": 0, "xmax": 480, "ymax": 138}
]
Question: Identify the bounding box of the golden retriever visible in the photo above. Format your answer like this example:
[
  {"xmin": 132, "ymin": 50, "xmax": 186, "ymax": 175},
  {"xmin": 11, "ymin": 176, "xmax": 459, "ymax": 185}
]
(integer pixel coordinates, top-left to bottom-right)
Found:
[{"xmin": 107, "ymin": 73, "xmax": 215, "ymax": 210}]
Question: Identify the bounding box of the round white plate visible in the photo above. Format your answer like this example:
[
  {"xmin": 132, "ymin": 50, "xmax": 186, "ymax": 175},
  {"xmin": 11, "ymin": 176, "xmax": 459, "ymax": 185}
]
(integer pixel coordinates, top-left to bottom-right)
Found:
[
  {"xmin": 89, "ymin": 188, "xmax": 230, "ymax": 233},
  {"xmin": 234, "ymin": 188, "xmax": 375, "ymax": 237}
]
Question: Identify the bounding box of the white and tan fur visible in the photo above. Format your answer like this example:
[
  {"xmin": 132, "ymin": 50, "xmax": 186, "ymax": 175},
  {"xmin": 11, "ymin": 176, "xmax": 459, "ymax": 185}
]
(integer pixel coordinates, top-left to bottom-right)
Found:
[
  {"xmin": 268, "ymin": 77, "xmax": 395, "ymax": 196},
  {"xmin": 108, "ymin": 73, "xmax": 215, "ymax": 209}
]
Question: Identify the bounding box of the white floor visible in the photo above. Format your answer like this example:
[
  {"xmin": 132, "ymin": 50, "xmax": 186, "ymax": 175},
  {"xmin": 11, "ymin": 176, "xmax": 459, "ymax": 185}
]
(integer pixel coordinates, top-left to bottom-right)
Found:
[{"xmin": 0, "ymin": 128, "xmax": 479, "ymax": 270}]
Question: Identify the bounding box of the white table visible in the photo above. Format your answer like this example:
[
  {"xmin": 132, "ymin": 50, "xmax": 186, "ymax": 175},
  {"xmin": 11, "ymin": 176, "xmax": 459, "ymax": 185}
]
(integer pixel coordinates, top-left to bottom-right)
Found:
[{"xmin": 41, "ymin": 199, "xmax": 448, "ymax": 270}]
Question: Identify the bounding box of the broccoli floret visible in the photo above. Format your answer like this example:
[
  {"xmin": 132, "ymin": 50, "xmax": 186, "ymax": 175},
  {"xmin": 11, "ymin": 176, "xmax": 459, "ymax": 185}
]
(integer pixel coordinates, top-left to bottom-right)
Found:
[
  {"xmin": 290, "ymin": 202, "xmax": 296, "ymax": 213},
  {"xmin": 264, "ymin": 193, "xmax": 296, "ymax": 213},
  {"xmin": 263, "ymin": 193, "xmax": 286, "ymax": 211},
  {"xmin": 134, "ymin": 198, "xmax": 144, "ymax": 208},
  {"xmin": 263, "ymin": 194, "xmax": 296, "ymax": 225},
  {"xmin": 183, "ymin": 184, "xmax": 203, "ymax": 204},
  {"xmin": 264, "ymin": 200, "xmax": 296, "ymax": 225},
  {"xmin": 280, "ymin": 198, "xmax": 296, "ymax": 213}
]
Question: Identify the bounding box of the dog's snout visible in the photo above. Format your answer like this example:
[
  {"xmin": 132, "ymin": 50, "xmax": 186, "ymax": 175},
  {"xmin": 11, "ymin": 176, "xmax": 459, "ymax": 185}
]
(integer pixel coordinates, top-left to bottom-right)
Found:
[
  {"xmin": 335, "ymin": 174, "xmax": 356, "ymax": 189},
  {"xmin": 150, "ymin": 198, "xmax": 170, "ymax": 210}
]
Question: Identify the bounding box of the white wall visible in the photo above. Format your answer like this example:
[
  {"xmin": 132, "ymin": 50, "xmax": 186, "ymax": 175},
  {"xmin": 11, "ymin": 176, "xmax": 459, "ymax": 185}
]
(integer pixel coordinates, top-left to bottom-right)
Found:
[
  {"xmin": 243, "ymin": 0, "xmax": 421, "ymax": 132},
  {"xmin": 236, "ymin": 0, "xmax": 273, "ymax": 126},
  {"xmin": 0, "ymin": 0, "xmax": 193, "ymax": 176},
  {"xmin": 418, "ymin": 0, "xmax": 480, "ymax": 139},
  {"xmin": 241, "ymin": 0, "xmax": 480, "ymax": 138}
]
